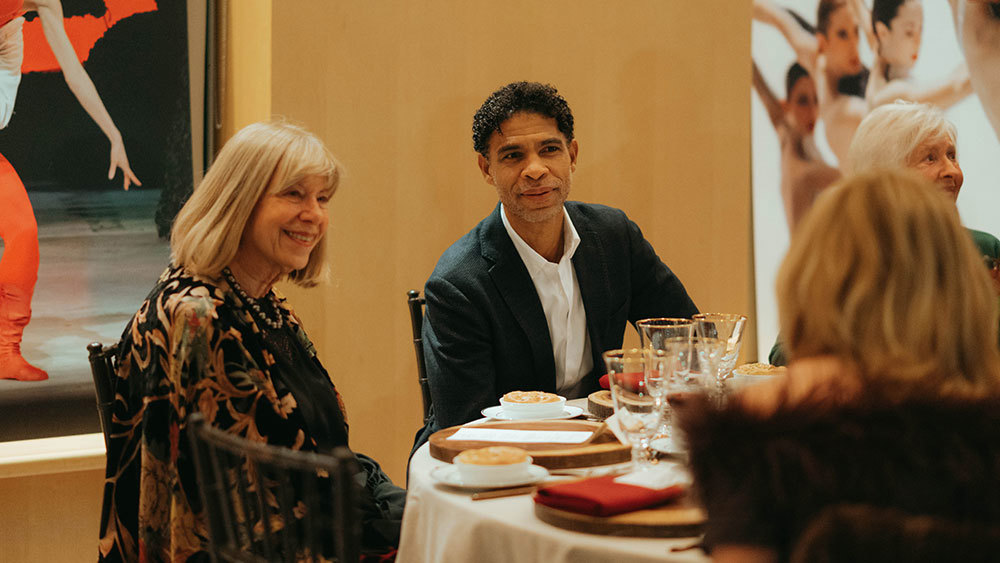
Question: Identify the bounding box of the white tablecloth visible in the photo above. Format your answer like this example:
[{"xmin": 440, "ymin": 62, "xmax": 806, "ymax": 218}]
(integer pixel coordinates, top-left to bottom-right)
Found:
[{"xmin": 396, "ymin": 443, "xmax": 710, "ymax": 563}]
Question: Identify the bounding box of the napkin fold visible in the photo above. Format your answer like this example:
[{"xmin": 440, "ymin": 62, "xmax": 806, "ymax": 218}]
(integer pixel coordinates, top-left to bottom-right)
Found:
[{"xmin": 533, "ymin": 474, "xmax": 683, "ymax": 517}]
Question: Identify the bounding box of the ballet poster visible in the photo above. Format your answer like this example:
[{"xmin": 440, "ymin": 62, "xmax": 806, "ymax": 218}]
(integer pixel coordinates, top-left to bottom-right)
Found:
[
  {"xmin": 0, "ymin": 0, "xmax": 193, "ymax": 439},
  {"xmin": 750, "ymin": 0, "xmax": 1000, "ymax": 361}
]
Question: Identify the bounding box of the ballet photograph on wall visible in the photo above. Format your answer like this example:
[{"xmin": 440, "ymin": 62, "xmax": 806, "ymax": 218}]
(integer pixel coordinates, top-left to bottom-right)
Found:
[
  {"xmin": 0, "ymin": 0, "xmax": 194, "ymax": 440},
  {"xmin": 750, "ymin": 0, "xmax": 1000, "ymax": 361}
]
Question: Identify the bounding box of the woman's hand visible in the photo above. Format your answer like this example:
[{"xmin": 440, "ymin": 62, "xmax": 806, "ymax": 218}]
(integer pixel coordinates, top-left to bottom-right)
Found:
[{"xmin": 109, "ymin": 136, "xmax": 141, "ymax": 191}]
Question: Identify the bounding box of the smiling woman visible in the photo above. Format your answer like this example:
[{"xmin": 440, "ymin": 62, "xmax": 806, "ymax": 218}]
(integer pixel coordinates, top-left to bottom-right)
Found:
[{"xmin": 98, "ymin": 121, "xmax": 406, "ymax": 561}]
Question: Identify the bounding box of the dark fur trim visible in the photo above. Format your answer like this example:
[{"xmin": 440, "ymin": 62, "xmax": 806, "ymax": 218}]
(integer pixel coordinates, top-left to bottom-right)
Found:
[{"xmin": 679, "ymin": 394, "xmax": 1000, "ymax": 559}]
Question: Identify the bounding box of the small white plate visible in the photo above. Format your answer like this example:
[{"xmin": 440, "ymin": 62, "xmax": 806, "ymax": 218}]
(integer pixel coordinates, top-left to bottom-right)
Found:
[
  {"xmin": 430, "ymin": 464, "xmax": 550, "ymax": 490},
  {"xmin": 650, "ymin": 436, "xmax": 684, "ymax": 456},
  {"xmin": 480, "ymin": 405, "xmax": 584, "ymax": 421}
]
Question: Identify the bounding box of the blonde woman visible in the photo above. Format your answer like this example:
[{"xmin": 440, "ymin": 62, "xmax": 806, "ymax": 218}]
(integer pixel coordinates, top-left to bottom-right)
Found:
[
  {"xmin": 99, "ymin": 121, "xmax": 404, "ymax": 561},
  {"xmin": 684, "ymin": 169, "xmax": 1000, "ymax": 562}
]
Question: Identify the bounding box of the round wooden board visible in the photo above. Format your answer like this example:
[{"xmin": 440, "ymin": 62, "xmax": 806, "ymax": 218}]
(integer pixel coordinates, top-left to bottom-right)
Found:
[
  {"xmin": 587, "ymin": 390, "xmax": 614, "ymax": 419},
  {"xmin": 533, "ymin": 493, "xmax": 706, "ymax": 538},
  {"xmin": 587, "ymin": 390, "xmax": 653, "ymax": 419},
  {"xmin": 428, "ymin": 420, "xmax": 630, "ymax": 469}
]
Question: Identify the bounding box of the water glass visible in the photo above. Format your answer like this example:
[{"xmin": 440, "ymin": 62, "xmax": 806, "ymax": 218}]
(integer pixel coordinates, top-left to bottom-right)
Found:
[
  {"xmin": 636, "ymin": 318, "xmax": 694, "ymax": 351},
  {"xmin": 602, "ymin": 348, "xmax": 667, "ymax": 470},
  {"xmin": 636, "ymin": 318, "xmax": 693, "ymax": 442}
]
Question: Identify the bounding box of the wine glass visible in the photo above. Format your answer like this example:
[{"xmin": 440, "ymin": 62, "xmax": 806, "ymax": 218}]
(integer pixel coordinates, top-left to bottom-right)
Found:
[
  {"xmin": 693, "ymin": 313, "xmax": 747, "ymax": 383},
  {"xmin": 636, "ymin": 318, "xmax": 694, "ymax": 351},
  {"xmin": 636, "ymin": 318, "xmax": 693, "ymax": 448},
  {"xmin": 602, "ymin": 348, "xmax": 667, "ymax": 471}
]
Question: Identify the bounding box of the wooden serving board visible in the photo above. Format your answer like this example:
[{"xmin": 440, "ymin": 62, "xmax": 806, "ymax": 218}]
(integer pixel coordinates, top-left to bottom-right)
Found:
[
  {"xmin": 533, "ymin": 492, "xmax": 705, "ymax": 538},
  {"xmin": 429, "ymin": 420, "xmax": 630, "ymax": 469},
  {"xmin": 587, "ymin": 390, "xmax": 614, "ymax": 419},
  {"xmin": 587, "ymin": 390, "xmax": 653, "ymax": 419}
]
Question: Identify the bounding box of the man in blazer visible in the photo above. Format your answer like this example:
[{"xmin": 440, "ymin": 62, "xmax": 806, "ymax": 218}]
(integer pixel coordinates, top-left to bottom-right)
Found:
[{"xmin": 413, "ymin": 82, "xmax": 698, "ymax": 450}]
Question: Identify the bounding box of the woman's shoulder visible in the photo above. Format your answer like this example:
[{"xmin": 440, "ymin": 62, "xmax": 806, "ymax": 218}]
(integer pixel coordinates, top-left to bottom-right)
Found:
[
  {"xmin": 967, "ymin": 228, "xmax": 1000, "ymax": 259},
  {"xmin": 126, "ymin": 266, "xmax": 230, "ymax": 340},
  {"xmin": 148, "ymin": 266, "xmax": 226, "ymax": 316}
]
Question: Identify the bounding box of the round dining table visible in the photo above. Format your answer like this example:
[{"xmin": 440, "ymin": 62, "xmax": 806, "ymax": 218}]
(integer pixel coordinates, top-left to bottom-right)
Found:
[{"xmin": 396, "ymin": 440, "xmax": 711, "ymax": 563}]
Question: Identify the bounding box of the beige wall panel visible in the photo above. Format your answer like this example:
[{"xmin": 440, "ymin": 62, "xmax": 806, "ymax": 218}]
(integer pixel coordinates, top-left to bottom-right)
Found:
[
  {"xmin": 0, "ymin": 469, "xmax": 104, "ymax": 562},
  {"xmin": 270, "ymin": 1, "xmax": 751, "ymax": 483}
]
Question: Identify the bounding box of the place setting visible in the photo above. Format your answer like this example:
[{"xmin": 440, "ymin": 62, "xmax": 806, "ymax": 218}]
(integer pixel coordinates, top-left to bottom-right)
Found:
[
  {"xmin": 480, "ymin": 390, "xmax": 585, "ymax": 421},
  {"xmin": 422, "ymin": 313, "xmax": 764, "ymax": 540}
]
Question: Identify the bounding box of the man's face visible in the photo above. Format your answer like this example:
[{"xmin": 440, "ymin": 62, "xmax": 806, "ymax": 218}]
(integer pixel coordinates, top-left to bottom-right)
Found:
[{"xmin": 478, "ymin": 112, "xmax": 578, "ymax": 227}]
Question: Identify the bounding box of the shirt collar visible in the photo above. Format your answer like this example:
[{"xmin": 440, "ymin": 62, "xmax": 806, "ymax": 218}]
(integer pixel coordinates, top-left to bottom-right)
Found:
[{"xmin": 500, "ymin": 204, "xmax": 581, "ymax": 272}]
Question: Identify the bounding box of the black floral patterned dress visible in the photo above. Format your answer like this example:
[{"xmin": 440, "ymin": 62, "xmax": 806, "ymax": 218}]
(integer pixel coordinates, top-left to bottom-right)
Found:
[{"xmin": 97, "ymin": 266, "xmax": 403, "ymax": 562}]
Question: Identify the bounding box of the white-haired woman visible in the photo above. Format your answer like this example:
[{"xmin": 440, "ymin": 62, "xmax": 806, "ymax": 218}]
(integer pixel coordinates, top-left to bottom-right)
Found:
[
  {"xmin": 847, "ymin": 100, "xmax": 1000, "ymax": 267},
  {"xmin": 98, "ymin": 121, "xmax": 404, "ymax": 562}
]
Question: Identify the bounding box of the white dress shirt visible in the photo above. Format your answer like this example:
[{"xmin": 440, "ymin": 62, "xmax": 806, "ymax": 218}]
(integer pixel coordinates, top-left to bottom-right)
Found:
[{"xmin": 501, "ymin": 204, "xmax": 593, "ymax": 396}]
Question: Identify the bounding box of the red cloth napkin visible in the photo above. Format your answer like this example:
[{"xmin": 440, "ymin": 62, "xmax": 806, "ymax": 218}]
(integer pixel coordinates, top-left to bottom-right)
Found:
[
  {"xmin": 598, "ymin": 371, "xmax": 648, "ymax": 391},
  {"xmin": 533, "ymin": 475, "xmax": 683, "ymax": 517}
]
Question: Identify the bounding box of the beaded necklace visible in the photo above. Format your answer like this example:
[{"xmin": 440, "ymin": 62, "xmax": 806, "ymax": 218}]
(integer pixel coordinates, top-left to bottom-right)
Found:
[{"xmin": 221, "ymin": 267, "xmax": 285, "ymax": 330}]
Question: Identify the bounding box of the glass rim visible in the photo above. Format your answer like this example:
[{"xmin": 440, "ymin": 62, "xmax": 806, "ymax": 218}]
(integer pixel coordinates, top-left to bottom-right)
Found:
[
  {"xmin": 636, "ymin": 317, "xmax": 695, "ymax": 327},
  {"xmin": 660, "ymin": 335, "xmax": 725, "ymax": 344},
  {"xmin": 692, "ymin": 313, "xmax": 748, "ymax": 322},
  {"xmin": 602, "ymin": 348, "xmax": 671, "ymax": 361}
]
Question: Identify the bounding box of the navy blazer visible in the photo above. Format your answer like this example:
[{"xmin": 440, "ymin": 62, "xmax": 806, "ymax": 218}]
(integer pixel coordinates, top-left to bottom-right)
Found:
[{"xmin": 415, "ymin": 201, "xmax": 698, "ymax": 446}]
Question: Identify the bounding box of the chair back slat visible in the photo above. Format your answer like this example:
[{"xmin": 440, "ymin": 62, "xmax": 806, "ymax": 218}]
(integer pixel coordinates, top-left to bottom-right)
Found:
[
  {"xmin": 406, "ymin": 290, "xmax": 432, "ymax": 423},
  {"xmin": 187, "ymin": 413, "xmax": 362, "ymax": 562},
  {"xmin": 87, "ymin": 341, "xmax": 118, "ymax": 449}
]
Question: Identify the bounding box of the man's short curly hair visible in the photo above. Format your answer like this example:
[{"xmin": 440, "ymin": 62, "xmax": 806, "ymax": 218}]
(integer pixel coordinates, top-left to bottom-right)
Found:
[{"xmin": 472, "ymin": 81, "xmax": 575, "ymax": 157}]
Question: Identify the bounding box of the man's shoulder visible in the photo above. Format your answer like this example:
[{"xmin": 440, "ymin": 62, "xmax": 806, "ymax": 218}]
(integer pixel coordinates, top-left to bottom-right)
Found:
[
  {"xmin": 565, "ymin": 200, "xmax": 628, "ymax": 222},
  {"xmin": 565, "ymin": 201, "xmax": 636, "ymax": 237},
  {"xmin": 428, "ymin": 209, "xmax": 499, "ymax": 284}
]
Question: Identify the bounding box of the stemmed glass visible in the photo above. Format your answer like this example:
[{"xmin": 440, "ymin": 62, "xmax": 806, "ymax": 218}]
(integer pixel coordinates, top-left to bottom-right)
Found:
[
  {"xmin": 636, "ymin": 318, "xmax": 693, "ymax": 449},
  {"xmin": 602, "ymin": 348, "xmax": 669, "ymax": 471},
  {"xmin": 659, "ymin": 335, "xmax": 725, "ymax": 450},
  {"xmin": 693, "ymin": 313, "xmax": 747, "ymax": 386}
]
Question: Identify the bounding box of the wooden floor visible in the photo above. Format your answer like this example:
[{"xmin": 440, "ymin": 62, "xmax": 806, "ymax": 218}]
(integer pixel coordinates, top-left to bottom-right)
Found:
[{"xmin": 0, "ymin": 189, "xmax": 169, "ymax": 441}]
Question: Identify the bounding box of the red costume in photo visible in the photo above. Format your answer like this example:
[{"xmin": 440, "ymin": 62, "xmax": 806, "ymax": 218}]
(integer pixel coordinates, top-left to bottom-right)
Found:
[
  {"xmin": 0, "ymin": 0, "xmax": 139, "ymax": 380},
  {"xmin": 0, "ymin": 0, "xmax": 45, "ymax": 380}
]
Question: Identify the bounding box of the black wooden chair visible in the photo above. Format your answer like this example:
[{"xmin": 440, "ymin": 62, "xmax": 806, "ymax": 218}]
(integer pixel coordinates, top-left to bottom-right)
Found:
[
  {"xmin": 407, "ymin": 289, "xmax": 432, "ymax": 425},
  {"xmin": 186, "ymin": 413, "xmax": 362, "ymax": 563},
  {"xmin": 87, "ymin": 341, "xmax": 118, "ymax": 450}
]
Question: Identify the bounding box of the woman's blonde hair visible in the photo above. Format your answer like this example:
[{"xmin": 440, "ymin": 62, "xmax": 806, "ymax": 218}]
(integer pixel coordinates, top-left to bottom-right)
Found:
[
  {"xmin": 777, "ymin": 169, "xmax": 1000, "ymax": 396},
  {"xmin": 846, "ymin": 101, "xmax": 957, "ymax": 174},
  {"xmin": 170, "ymin": 120, "xmax": 341, "ymax": 286}
]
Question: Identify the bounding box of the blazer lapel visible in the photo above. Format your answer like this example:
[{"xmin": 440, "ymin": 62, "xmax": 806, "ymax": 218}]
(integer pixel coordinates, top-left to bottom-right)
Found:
[
  {"xmin": 568, "ymin": 204, "xmax": 613, "ymax": 374},
  {"xmin": 479, "ymin": 205, "xmax": 557, "ymax": 388}
]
